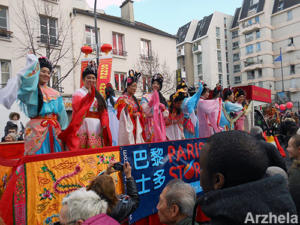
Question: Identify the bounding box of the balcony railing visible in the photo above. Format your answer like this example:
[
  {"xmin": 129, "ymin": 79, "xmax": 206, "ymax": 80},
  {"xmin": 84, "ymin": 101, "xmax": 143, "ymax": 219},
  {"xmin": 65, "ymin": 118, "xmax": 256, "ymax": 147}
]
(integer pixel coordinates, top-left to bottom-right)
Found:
[
  {"xmin": 193, "ymin": 45, "xmax": 202, "ymax": 52},
  {"xmin": 0, "ymin": 28, "xmax": 13, "ymax": 38},
  {"xmin": 244, "ymin": 58, "xmax": 263, "ymax": 67},
  {"xmin": 112, "ymin": 49, "xmax": 128, "ymax": 57},
  {"xmin": 140, "ymin": 54, "xmax": 153, "ymax": 61}
]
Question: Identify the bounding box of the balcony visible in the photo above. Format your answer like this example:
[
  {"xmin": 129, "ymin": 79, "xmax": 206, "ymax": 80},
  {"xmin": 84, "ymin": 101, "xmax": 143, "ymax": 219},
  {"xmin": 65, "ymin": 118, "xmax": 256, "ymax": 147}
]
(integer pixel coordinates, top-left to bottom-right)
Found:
[
  {"xmin": 286, "ymin": 45, "xmax": 296, "ymax": 53},
  {"xmin": 241, "ymin": 23, "xmax": 260, "ymax": 34},
  {"xmin": 193, "ymin": 45, "xmax": 202, "ymax": 53},
  {"xmin": 243, "ymin": 58, "xmax": 263, "ymax": 71},
  {"xmin": 140, "ymin": 54, "xmax": 153, "ymax": 61},
  {"xmin": 177, "ymin": 48, "xmax": 184, "ymax": 57},
  {"xmin": 0, "ymin": 28, "xmax": 13, "ymax": 39},
  {"xmin": 112, "ymin": 49, "xmax": 128, "ymax": 57}
]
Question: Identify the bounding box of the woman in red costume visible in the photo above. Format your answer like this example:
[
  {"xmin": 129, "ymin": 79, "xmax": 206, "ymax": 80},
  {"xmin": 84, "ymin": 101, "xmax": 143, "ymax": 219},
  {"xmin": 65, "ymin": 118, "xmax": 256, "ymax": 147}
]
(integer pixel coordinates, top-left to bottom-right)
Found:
[
  {"xmin": 60, "ymin": 63, "xmax": 112, "ymax": 150},
  {"xmin": 115, "ymin": 70, "xmax": 145, "ymax": 145}
]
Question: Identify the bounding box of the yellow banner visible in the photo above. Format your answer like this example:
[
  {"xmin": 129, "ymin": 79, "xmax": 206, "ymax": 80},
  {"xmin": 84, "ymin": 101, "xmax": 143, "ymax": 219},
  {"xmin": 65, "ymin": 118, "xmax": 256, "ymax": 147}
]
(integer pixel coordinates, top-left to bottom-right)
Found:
[{"xmin": 25, "ymin": 151, "xmax": 122, "ymax": 225}]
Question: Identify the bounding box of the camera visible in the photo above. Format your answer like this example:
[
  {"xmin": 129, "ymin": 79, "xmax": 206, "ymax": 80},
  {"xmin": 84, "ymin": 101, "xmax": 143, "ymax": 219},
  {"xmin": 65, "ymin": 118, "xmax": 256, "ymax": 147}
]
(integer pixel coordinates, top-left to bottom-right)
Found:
[{"xmin": 113, "ymin": 162, "xmax": 124, "ymax": 171}]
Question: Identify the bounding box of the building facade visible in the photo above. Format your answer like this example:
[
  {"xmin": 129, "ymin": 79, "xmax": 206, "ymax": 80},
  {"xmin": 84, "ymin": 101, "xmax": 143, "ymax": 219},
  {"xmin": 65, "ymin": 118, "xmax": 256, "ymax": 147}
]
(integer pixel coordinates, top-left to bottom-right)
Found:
[
  {"xmin": 230, "ymin": 0, "xmax": 300, "ymax": 106},
  {"xmin": 176, "ymin": 12, "xmax": 233, "ymax": 89},
  {"xmin": 0, "ymin": 0, "xmax": 177, "ymax": 137}
]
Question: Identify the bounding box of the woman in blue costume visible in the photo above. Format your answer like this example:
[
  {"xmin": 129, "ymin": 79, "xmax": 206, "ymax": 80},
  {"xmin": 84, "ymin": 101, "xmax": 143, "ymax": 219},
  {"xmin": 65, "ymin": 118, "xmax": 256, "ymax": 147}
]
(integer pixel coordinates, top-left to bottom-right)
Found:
[
  {"xmin": 181, "ymin": 83, "xmax": 203, "ymax": 139},
  {"xmin": 17, "ymin": 54, "xmax": 68, "ymax": 155},
  {"xmin": 220, "ymin": 88, "xmax": 243, "ymax": 130}
]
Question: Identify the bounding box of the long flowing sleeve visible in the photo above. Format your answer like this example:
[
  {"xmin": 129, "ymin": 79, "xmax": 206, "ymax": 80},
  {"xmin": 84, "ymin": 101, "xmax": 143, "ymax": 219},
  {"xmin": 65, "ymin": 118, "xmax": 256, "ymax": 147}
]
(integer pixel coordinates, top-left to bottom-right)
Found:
[
  {"xmin": 57, "ymin": 97, "xmax": 68, "ymax": 130},
  {"xmin": 224, "ymin": 101, "xmax": 243, "ymax": 112},
  {"xmin": 141, "ymin": 94, "xmax": 152, "ymax": 117},
  {"xmin": 182, "ymin": 83, "xmax": 203, "ymax": 114},
  {"xmin": 17, "ymin": 54, "xmax": 40, "ymax": 118}
]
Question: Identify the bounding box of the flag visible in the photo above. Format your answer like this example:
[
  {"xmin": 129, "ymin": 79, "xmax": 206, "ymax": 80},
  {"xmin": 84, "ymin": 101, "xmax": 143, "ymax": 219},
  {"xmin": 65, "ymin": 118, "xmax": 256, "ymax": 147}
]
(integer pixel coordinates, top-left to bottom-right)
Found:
[{"xmin": 274, "ymin": 53, "xmax": 282, "ymax": 62}]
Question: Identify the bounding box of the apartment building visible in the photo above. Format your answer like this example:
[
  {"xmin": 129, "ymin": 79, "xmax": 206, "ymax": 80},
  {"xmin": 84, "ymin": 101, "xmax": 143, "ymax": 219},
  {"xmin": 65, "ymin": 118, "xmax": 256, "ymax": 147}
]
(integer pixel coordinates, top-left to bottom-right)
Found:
[
  {"xmin": 230, "ymin": 0, "xmax": 300, "ymax": 105},
  {"xmin": 176, "ymin": 12, "xmax": 233, "ymax": 89},
  {"xmin": 0, "ymin": 0, "xmax": 177, "ymax": 137}
]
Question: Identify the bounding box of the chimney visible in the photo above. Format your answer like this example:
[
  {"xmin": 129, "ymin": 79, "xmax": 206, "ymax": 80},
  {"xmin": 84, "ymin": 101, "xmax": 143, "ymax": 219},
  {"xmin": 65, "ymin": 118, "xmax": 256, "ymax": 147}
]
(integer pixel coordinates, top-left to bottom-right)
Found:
[{"xmin": 120, "ymin": 0, "xmax": 134, "ymax": 23}]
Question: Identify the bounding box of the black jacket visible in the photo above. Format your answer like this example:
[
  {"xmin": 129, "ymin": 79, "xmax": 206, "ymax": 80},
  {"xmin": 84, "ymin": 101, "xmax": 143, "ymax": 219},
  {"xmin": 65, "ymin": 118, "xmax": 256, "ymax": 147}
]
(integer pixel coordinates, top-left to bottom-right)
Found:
[
  {"xmin": 110, "ymin": 177, "xmax": 139, "ymax": 223},
  {"xmin": 199, "ymin": 175, "xmax": 297, "ymax": 225}
]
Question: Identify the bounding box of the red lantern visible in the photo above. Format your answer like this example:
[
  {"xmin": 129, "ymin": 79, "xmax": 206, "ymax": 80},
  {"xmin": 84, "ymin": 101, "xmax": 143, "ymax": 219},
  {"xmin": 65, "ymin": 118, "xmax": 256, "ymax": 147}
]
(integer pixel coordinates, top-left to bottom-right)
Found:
[
  {"xmin": 101, "ymin": 43, "xmax": 112, "ymax": 54},
  {"xmin": 279, "ymin": 104, "xmax": 286, "ymax": 111},
  {"xmin": 275, "ymin": 103, "xmax": 279, "ymax": 109},
  {"xmin": 81, "ymin": 45, "xmax": 93, "ymax": 57},
  {"xmin": 286, "ymin": 102, "xmax": 293, "ymax": 109}
]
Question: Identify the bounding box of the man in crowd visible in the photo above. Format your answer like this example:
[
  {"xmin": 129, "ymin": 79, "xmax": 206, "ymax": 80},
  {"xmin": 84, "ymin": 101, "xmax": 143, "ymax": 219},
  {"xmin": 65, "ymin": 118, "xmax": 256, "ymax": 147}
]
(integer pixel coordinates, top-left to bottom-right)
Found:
[
  {"xmin": 250, "ymin": 126, "xmax": 287, "ymax": 171},
  {"xmin": 198, "ymin": 131, "xmax": 296, "ymax": 225},
  {"xmin": 157, "ymin": 179, "xmax": 196, "ymax": 225},
  {"xmin": 287, "ymin": 134, "xmax": 300, "ymax": 215},
  {"xmin": 59, "ymin": 188, "xmax": 119, "ymax": 225}
]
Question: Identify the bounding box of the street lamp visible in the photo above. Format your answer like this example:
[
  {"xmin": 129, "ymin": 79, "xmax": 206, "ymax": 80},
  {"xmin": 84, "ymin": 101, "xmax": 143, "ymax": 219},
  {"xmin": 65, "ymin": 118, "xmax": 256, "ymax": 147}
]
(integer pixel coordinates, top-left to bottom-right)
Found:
[{"xmin": 94, "ymin": 0, "xmax": 100, "ymax": 67}]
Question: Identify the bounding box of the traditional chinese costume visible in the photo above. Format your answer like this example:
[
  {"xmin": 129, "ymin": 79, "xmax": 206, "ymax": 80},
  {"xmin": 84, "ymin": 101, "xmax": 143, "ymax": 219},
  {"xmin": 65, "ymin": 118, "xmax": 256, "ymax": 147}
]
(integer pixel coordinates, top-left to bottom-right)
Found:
[{"xmin": 17, "ymin": 55, "xmax": 68, "ymax": 155}]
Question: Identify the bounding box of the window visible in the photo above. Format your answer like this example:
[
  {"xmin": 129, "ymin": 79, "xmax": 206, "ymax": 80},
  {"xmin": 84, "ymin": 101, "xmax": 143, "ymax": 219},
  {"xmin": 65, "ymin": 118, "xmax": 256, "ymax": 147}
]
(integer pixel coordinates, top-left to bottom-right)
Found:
[
  {"xmin": 217, "ymin": 51, "xmax": 222, "ymax": 61},
  {"xmin": 40, "ymin": 16, "xmax": 57, "ymax": 45},
  {"xmin": 232, "ymin": 41, "xmax": 239, "ymax": 50},
  {"xmin": 218, "ymin": 62, "xmax": 223, "ymax": 73},
  {"xmin": 112, "ymin": 32, "xmax": 126, "ymax": 56},
  {"xmin": 226, "ymin": 52, "xmax": 229, "ymax": 62},
  {"xmin": 288, "ymin": 37, "xmax": 294, "ymax": 46},
  {"xmin": 258, "ymin": 81, "xmax": 263, "ymax": 88},
  {"xmin": 224, "ymin": 29, "xmax": 227, "ymax": 39},
  {"xmin": 287, "ymin": 11, "xmax": 293, "ymax": 21},
  {"xmin": 290, "ymin": 65, "xmax": 295, "ymax": 75},
  {"xmin": 218, "ymin": 74, "xmax": 223, "ymax": 85},
  {"xmin": 250, "ymin": 0, "xmax": 259, "ymax": 6},
  {"xmin": 234, "ymin": 64, "xmax": 241, "ymax": 73},
  {"xmin": 245, "ymin": 33, "xmax": 254, "ymax": 42},
  {"xmin": 233, "ymin": 53, "xmax": 240, "ymax": 62},
  {"xmin": 226, "ymin": 63, "xmax": 229, "ymax": 73},
  {"xmin": 216, "ymin": 27, "xmax": 220, "ymax": 38},
  {"xmin": 256, "ymin": 42, "xmax": 261, "ymax": 52},
  {"xmin": 224, "ymin": 17, "xmax": 227, "ymax": 28},
  {"xmin": 225, "ymin": 40, "xmax": 228, "ymax": 50},
  {"xmin": 258, "ymin": 68, "xmax": 262, "ymax": 77},
  {"xmin": 247, "ymin": 70, "xmax": 255, "ymax": 80},
  {"xmin": 140, "ymin": 39, "xmax": 152, "ymax": 60},
  {"xmin": 255, "ymin": 16, "xmax": 260, "ymax": 23},
  {"xmin": 227, "ymin": 74, "xmax": 230, "ymax": 85},
  {"xmin": 246, "ymin": 33, "xmax": 254, "ymax": 42},
  {"xmin": 234, "ymin": 76, "xmax": 241, "ymax": 84},
  {"xmin": 246, "ymin": 45, "xmax": 254, "ymax": 54},
  {"xmin": 278, "ymin": 1, "xmax": 284, "ymax": 11},
  {"xmin": 114, "ymin": 72, "xmax": 126, "ymax": 91},
  {"xmin": 0, "ymin": 60, "xmax": 10, "ymax": 87},
  {"xmin": 0, "ymin": 6, "xmax": 11, "ymax": 38},
  {"xmin": 232, "ymin": 30, "xmax": 238, "ymax": 39},
  {"xmin": 248, "ymin": 19, "xmax": 253, "ymax": 26},
  {"xmin": 197, "ymin": 64, "xmax": 203, "ymax": 75},
  {"xmin": 256, "ymin": 30, "xmax": 260, "ymax": 39},
  {"xmin": 216, "ymin": 39, "xmax": 221, "ymax": 49},
  {"xmin": 196, "ymin": 53, "xmax": 202, "ymax": 75},
  {"xmin": 85, "ymin": 26, "xmax": 99, "ymax": 51}
]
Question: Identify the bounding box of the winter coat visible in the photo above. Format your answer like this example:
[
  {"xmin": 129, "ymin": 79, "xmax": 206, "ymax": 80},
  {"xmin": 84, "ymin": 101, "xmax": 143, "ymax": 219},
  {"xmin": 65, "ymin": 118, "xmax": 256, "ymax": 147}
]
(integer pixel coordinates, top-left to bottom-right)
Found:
[
  {"xmin": 110, "ymin": 177, "xmax": 139, "ymax": 223},
  {"xmin": 288, "ymin": 160, "xmax": 300, "ymax": 216},
  {"xmin": 82, "ymin": 213, "xmax": 120, "ymax": 225},
  {"xmin": 199, "ymin": 175, "xmax": 297, "ymax": 225}
]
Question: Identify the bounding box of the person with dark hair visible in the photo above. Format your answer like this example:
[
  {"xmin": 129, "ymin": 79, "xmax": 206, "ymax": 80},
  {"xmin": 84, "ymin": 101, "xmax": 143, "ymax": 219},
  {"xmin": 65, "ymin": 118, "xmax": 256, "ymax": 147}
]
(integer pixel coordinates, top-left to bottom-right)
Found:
[
  {"xmin": 87, "ymin": 162, "xmax": 139, "ymax": 223},
  {"xmin": 1, "ymin": 122, "xmax": 18, "ymax": 142},
  {"xmin": 60, "ymin": 62, "xmax": 112, "ymax": 150},
  {"xmin": 141, "ymin": 73, "xmax": 169, "ymax": 142},
  {"xmin": 198, "ymin": 131, "xmax": 297, "ymax": 224},
  {"xmin": 115, "ymin": 70, "xmax": 144, "ymax": 145},
  {"xmin": 250, "ymin": 126, "xmax": 287, "ymax": 171},
  {"xmin": 212, "ymin": 84, "xmax": 222, "ymax": 99},
  {"xmin": 176, "ymin": 82, "xmax": 188, "ymax": 93},
  {"xmin": 234, "ymin": 89, "xmax": 252, "ymax": 131},
  {"xmin": 14, "ymin": 54, "xmax": 68, "ymax": 155},
  {"xmin": 286, "ymin": 134, "xmax": 300, "ymax": 215},
  {"xmin": 181, "ymin": 83, "xmax": 203, "ymax": 139},
  {"xmin": 221, "ymin": 88, "xmax": 243, "ymax": 131},
  {"xmin": 105, "ymin": 83, "xmax": 119, "ymax": 146},
  {"xmin": 166, "ymin": 89, "xmax": 187, "ymax": 140},
  {"xmin": 3, "ymin": 112, "xmax": 25, "ymax": 141},
  {"xmin": 196, "ymin": 84, "xmax": 223, "ymax": 138}
]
